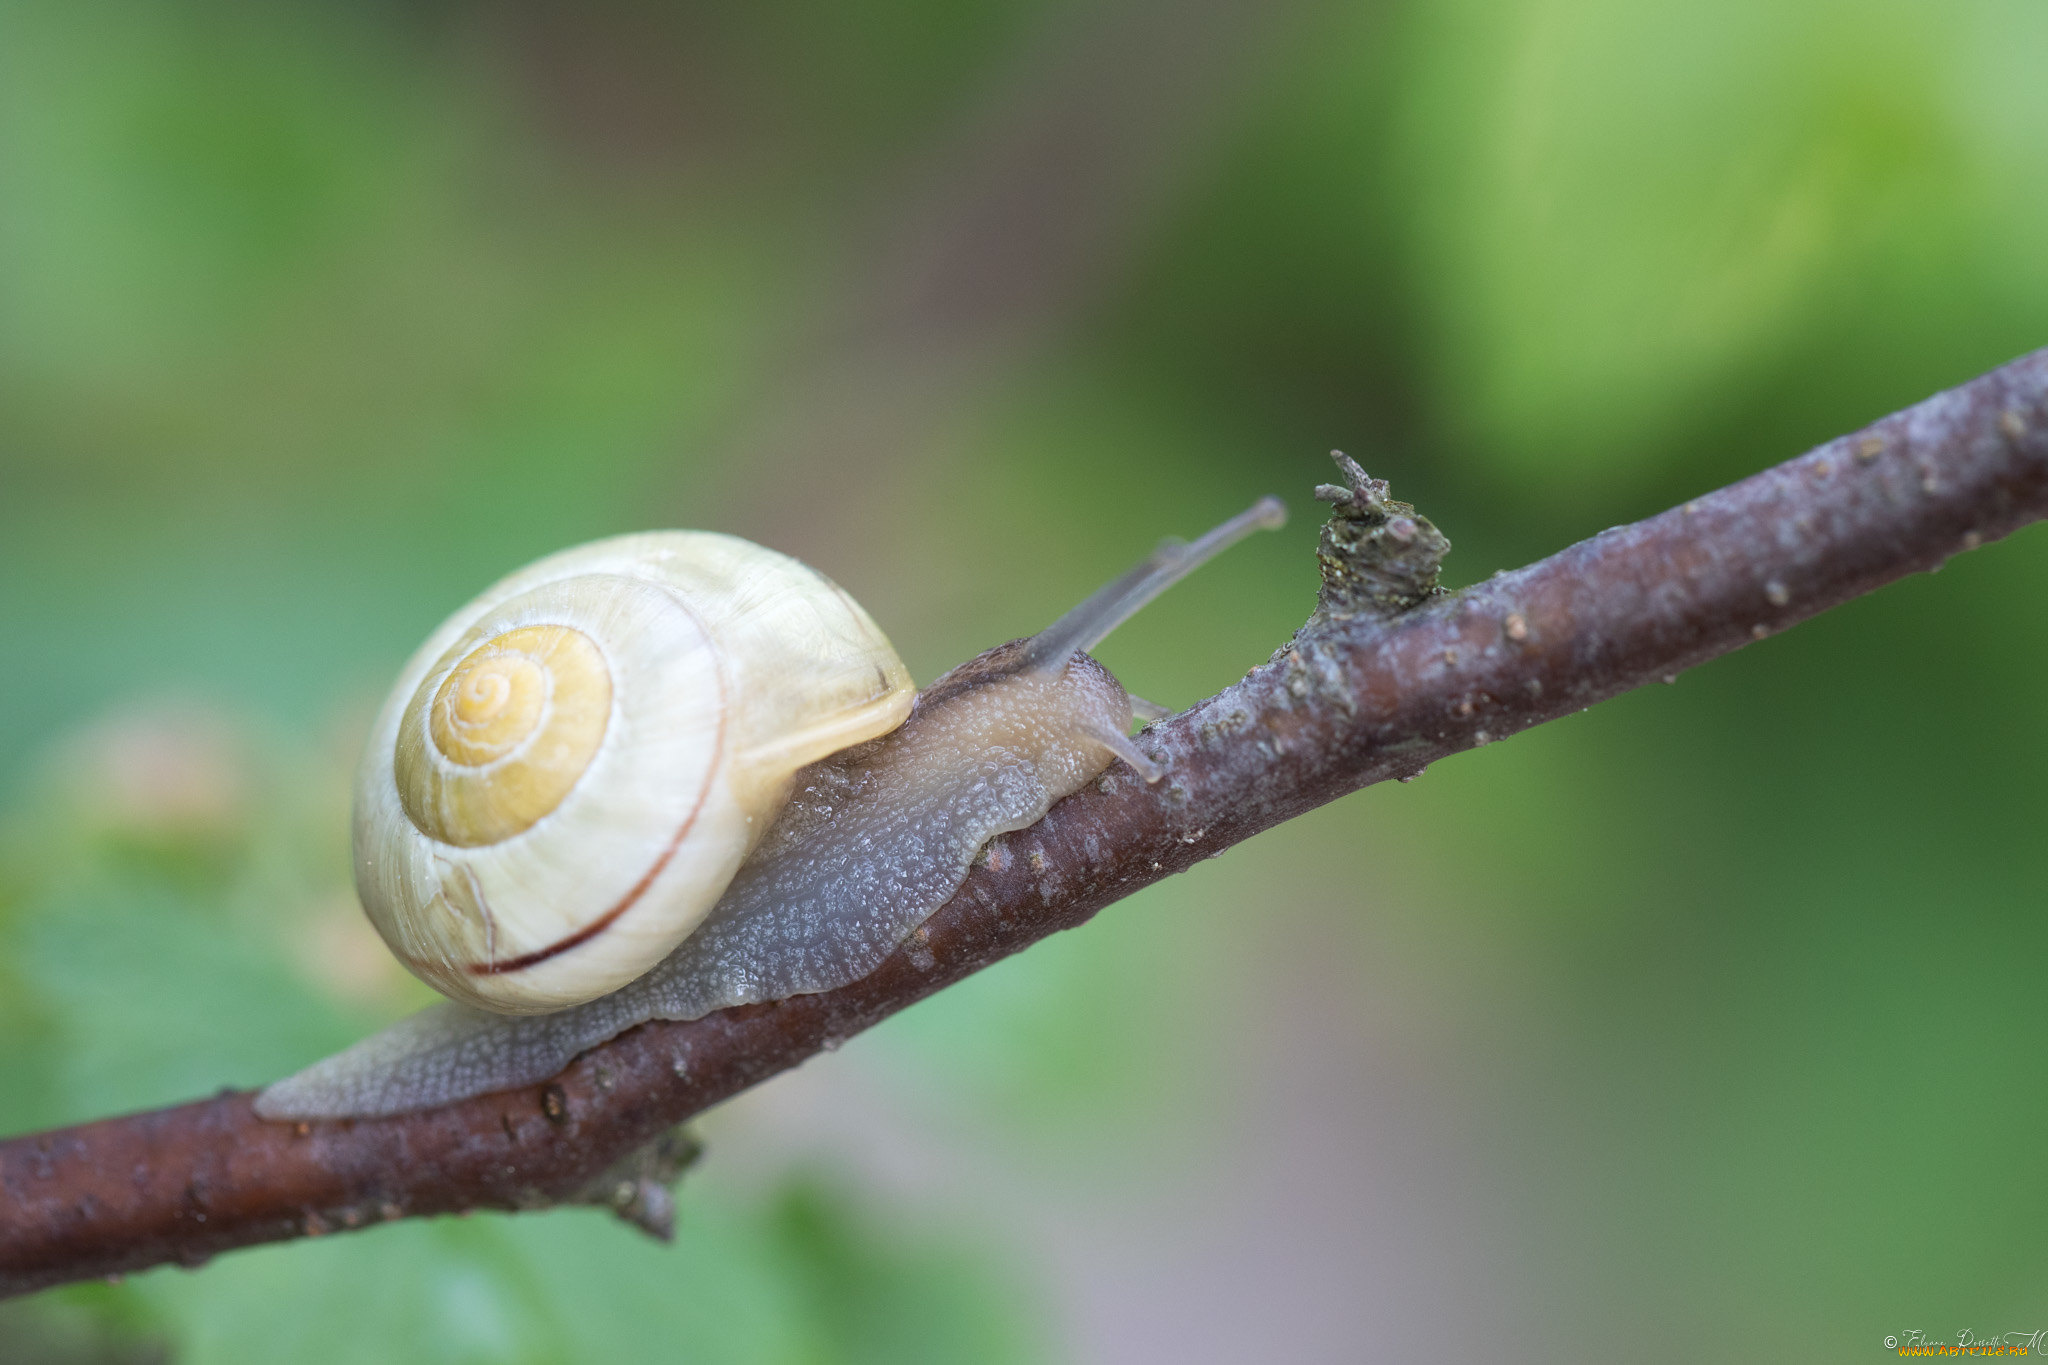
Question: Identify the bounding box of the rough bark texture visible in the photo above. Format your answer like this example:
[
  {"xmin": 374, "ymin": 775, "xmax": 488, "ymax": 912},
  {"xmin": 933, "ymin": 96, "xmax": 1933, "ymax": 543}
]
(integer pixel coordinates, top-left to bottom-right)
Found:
[{"xmin": 3, "ymin": 348, "xmax": 2045, "ymax": 1297}]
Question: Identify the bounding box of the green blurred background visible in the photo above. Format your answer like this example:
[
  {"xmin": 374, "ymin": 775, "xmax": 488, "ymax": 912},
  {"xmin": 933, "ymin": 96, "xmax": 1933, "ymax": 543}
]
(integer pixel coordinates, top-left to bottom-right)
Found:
[{"xmin": 2, "ymin": 0, "xmax": 2045, "ymax": 1360}]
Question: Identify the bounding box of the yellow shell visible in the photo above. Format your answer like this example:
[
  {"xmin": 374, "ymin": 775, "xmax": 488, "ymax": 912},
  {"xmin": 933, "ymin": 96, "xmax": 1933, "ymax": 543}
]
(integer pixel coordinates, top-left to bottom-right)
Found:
[{"xmin": 353, "ymin": 532, "xmax": 915, "ymax": 1013}]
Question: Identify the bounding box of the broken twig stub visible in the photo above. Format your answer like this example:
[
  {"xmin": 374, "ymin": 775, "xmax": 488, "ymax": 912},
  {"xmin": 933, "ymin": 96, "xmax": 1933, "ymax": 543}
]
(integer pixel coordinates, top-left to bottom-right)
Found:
[{"xmin": 1312, "ymin": 450, "xmax": 1452, "ymax": 622}]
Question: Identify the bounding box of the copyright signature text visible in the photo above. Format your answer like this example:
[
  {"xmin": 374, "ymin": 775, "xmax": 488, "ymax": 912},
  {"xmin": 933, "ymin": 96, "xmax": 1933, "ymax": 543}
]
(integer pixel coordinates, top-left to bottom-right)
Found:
[{"xmin": 1883, "ymin": 1330, "xmax": 2045, "ymax": 1356}]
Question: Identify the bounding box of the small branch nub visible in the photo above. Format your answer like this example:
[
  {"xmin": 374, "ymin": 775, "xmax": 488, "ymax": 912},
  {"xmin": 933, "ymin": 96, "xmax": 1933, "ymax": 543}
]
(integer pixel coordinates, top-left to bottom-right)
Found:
[
  {"xmin": 573, "ymin": 1125, "xmax": 702, "ymax": 1242},
  {"xmin": 1311, "ymin": 451, "xmax": 1452, "ymax": 623}
]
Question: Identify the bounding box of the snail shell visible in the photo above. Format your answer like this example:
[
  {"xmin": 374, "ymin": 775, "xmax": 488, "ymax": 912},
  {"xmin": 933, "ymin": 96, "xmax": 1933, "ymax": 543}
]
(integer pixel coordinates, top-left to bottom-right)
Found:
[{"xmin": 357, "ymin": 531, "xmax": 913, "ymax": 1013}]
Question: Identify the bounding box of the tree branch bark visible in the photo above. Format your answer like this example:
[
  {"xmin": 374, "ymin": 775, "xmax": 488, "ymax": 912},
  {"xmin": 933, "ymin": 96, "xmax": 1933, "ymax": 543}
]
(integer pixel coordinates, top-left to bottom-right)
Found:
[{"xmin": 3, "ymin": 348, "xmax": 2045, "ymax": 1298}]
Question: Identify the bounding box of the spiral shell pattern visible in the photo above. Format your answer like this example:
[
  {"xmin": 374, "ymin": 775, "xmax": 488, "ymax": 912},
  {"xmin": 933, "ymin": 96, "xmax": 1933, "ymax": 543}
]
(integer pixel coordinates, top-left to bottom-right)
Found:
[
  {"xmin": 396, "ymin": 624, "xmax": 612, "ymax": 847},
  {"xmin": 353, "ymin": 532, "xmax": 915, "ymax": 1013}
]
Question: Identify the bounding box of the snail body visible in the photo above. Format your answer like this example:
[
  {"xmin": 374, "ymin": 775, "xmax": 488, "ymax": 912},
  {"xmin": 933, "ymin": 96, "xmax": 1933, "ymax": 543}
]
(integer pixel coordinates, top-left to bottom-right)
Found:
[{"xmin": 258, "ymin": 499, "xmax": 1283, "ymax": 1120}]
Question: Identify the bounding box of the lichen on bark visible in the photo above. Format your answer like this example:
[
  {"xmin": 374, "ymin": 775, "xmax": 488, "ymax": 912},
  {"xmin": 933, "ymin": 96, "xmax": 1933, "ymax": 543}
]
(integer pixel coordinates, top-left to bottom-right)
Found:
[{"xmin": 1310, "ymin": 451, "xmax": 1451, "ymax": 623}]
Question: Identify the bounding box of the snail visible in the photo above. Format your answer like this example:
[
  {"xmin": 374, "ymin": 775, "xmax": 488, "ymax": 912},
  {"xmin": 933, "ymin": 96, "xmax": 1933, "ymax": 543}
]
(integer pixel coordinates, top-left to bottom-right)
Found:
[{"xmin": 257, "ymin": 497, "xmax": 1285, "ymax": 1120}]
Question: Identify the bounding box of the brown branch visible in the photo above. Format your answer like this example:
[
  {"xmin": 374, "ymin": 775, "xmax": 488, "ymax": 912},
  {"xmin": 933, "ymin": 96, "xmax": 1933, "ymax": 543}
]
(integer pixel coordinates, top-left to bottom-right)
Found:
[{"xmin": 4, "ymin": 349, "xmax": 2046, "ymax": 1297}]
